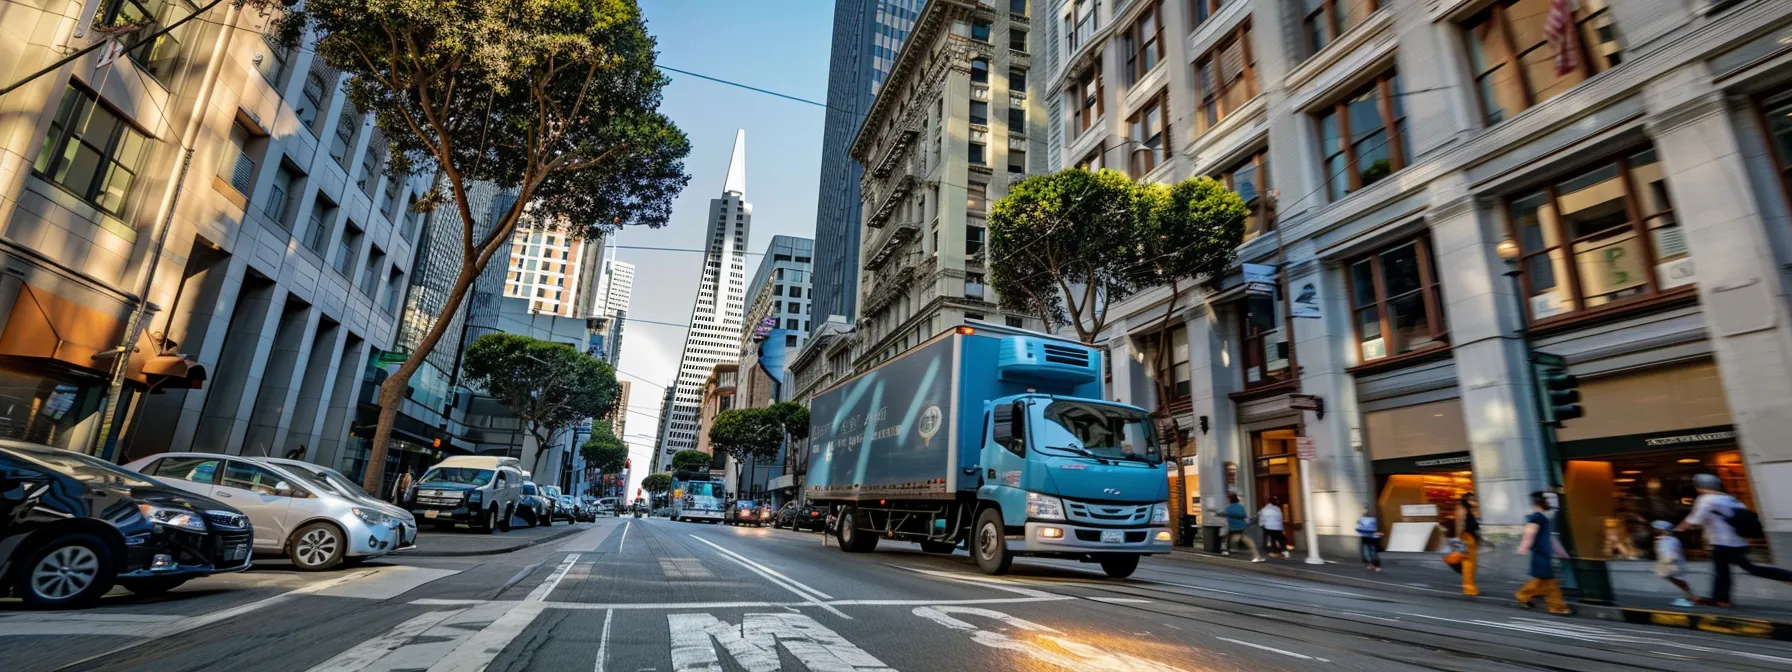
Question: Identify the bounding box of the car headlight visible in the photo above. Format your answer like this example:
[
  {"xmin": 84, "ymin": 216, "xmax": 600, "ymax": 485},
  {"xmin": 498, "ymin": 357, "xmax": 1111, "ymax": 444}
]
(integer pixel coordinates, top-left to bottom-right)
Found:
[
  {"xmin": 466, "ymin": 490, "xmax": 482, "ymax": 504},
  {"xmin": 352, "ymin": 508, "xmax": 389, "ymax": 526},
  {"xmin": 1151, "ymin": 503, "xmax": 1170, "ymax": 525},
  {"xmin": 138, "ymin": 503, "xmax": 208, "ymax": 532},
  {"xmin": 1026, "ymin": 492, "xmax": 1066, "ymax": 520}
]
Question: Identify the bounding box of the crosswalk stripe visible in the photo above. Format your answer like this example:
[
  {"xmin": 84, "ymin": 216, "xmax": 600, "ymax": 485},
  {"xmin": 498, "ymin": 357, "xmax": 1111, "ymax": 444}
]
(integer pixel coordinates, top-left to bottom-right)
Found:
[
  {"xmin": 303, "ymin": 609, "xmax": 467, "ymax": 672},
  {"xmin": 427, "ymin": 603, "xmax": 547, "ymax": 672}
]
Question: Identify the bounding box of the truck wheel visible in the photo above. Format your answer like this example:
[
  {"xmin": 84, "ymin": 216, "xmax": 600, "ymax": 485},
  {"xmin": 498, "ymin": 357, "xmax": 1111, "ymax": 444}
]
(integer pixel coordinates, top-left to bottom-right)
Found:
[
  {"xmin": 837, "ymin": 508, "xmax": 878, "ymax": 553},
  {"xmin": 973, "ymin": 509, "xmax": 1013, "ymax": 575},
  {"xmin": 920, "ymin": 540, "xmax": 957, "ymax": 555},
  {"xmin": 499, "ymin": 505, "xmax": 514, "ymax": 532},
  {"xmin": 1098, "ymin": 554, "xmax": 1140, "ymax": 579}
]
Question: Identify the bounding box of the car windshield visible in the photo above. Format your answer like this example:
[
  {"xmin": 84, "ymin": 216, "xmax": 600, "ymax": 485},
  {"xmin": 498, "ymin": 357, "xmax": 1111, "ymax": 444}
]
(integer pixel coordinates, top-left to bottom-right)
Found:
[
  {"xmin": 1037, "ymin": 400, "xmax": 1162, "ymax": 463},
  {"xmin": 420, "ymin": 467, "xmax": 494, "ymax": 486},
  {"xmin": 278, "ymin": 465, "xmax": 340, "ymax": 496},
  {"xmin": 522, "ymin": 483, "xmax": 538, "ymax": 495},
  {"xmin": 317, "ymin": 469, "xmax": 372, "ymax": 498},
  {"xmin": 12, "ymin": 445, "xmax": 158, "ymax": 488}
]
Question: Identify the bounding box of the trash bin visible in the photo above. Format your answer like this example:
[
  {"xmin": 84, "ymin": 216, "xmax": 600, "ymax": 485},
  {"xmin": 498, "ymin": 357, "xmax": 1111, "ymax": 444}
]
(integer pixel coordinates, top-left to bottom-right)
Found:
[{"xmin": 1202, "ymin": 524, "xmax": 1224, "ymax": 552}]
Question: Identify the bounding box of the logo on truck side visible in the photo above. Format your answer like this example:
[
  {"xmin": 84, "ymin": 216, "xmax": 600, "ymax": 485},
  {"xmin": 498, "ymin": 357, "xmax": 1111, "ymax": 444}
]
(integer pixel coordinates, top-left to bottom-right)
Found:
[{"xmin": 918, "ymin": 405, "xmax": 943, "ymax": 446}]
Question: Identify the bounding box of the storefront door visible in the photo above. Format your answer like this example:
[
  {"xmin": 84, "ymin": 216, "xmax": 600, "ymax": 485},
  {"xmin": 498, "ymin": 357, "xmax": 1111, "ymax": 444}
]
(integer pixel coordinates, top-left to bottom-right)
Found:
[{"xmin": 1250, "ymin": 428, "xmax": 1301, "ymax": 545}]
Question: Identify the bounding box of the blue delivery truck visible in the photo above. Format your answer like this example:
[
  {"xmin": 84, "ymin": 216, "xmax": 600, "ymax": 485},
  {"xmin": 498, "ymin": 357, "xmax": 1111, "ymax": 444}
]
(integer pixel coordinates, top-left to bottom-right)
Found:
[{"xmin": 806, "ymin": 322, "xmax": 1170, "ymax": 577}]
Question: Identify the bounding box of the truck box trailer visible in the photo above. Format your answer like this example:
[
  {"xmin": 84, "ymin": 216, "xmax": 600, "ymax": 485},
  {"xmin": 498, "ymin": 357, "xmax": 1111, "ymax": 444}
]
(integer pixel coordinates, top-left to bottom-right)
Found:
[{"xmin": 806, "ymin": 323, "xmax": 1170, "ymax": 577}]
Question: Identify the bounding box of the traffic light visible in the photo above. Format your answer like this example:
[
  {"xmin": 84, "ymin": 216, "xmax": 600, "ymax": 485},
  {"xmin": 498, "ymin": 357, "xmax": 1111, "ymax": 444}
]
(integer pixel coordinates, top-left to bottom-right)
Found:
[{"xmin": 1534, "ymin": 356, "xmax": 1582, "ymax": 427}]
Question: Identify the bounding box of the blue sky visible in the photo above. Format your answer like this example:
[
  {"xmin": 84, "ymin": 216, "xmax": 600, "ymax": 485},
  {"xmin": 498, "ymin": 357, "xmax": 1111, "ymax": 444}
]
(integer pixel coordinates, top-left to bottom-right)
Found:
[{"xmin": 620, "ymin": 1, "xmax": 834, "ymax": 497}]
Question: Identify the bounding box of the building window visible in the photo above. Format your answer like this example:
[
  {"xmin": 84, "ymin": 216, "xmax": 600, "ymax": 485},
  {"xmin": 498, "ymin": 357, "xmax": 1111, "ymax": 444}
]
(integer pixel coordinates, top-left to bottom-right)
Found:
[
  {"xmin": 971, "ymin": 59, "xmax": 989, "ymax": 84},
  {"xmin": 1068, "ymin": 0, "xmax": 1097, "ymax": 53},
  {"xmin": 301, "ymin": 72, "xmax": 329, "ymax": 132},
  {"xmin": 1009, "ymin": 147, "xmax": 1027, "ymax": 175},
  {"xmin": 1141, "ymin": 325, "xmax": 1192, "ymax": 399},
  {"xmin": 1122, "ymin": 3, "xmax": 1163, "ymax": 87},
  {"xmin": 1073, "ymin": 61, "xmax": 1103, "ymax": 134},
  {"xmin": 32, "ymin": 85, "xmax": 152, "ymax": 217},
  {"xmin": 1010, "ymin": 27, "xmax": 1029, "ymax": 52},
  {"xmin": 1463, "ymin": 0, "xmax": 1623, "ymax": 126},
  {"xmin": 1315, "ymin": 70, "xmax": 1408, "ymax": 202},
  {"xmin": 1505, "ymin": 146, "xmax": 1687, "ymax": 322},
  {"xmin": 1011, "ymin": 0, "xmax": 1028, "ymax": 15},
  {"xmin": 1764, "ymin": 90, "xmax": 1792, "ymax": 207},
  {"xmin": 1190, "ymin": 0, "xmax": 1223, "ymax": 26},
  {"xmin": 966, "ymin": 225, "xmax": 986, "ymax": 257},
  {"xmin": 334, "ymin": 222, "xmax": 363, "ymax": 276},
  {"xmin": 108, "ymin": 0, "xmax": 187, "ymax": 82},
  {"xmin": 1194, "ymin": 20, "xmax": 1257, "ymax": 134},
  {"xmin": 1347, "ymin": 238, "xmax": 1446, "ymax": 363},
  {"xmin": 970, "ymin": 100, "xmax": 988, "ymax": 126},
  {"xmin": 1241, "ymin": 285, "xmax": 1291, "ymax": 388},
  {"xmin": 330, "ymin": 104, "xmax": 359, "ymax": 166},
  {"xmin": 971, "ymin": 19, "xmax": 992, "ymax": 43},
  {"xmin": 265, "ymin": 162, "xmax": 301, "ymax": 228},
  {"xmin": 1009, "ymin": 67, "xmax": 1027, "ymax": 92},
  {"xmin": 966, "ymin": 273, "xmax": 987, "ymax": 300},
  {"xmin": 967, "ymin": 182, "xmax": 987, "ymax": 211},
  {"xmin": 218, "ymin": 124, "xmax": 256, "ymax": 194},
  {"xmin": 1301, "ymin": 0, "xmax": 1378, "ymax": 59},
  {"xmin": 1129, "ymin": 94, "xmax": 1167, "ymax": 175},
  {"xmin": 1009, "ymin": 105, "xmax": 1026, "ymax": 130},
  {"xmin": 306, "ymin": 195, "xmax": 337, "ymax": 254},
  {"xmin": 1215, "ymin": 148, "xmax": 1271, "ymax": 243},
  {"xmin": 259, "ymin": 35, "xmax": 291, "ymax": 89},
  {"xmin": 969, "ymin": 141, "xmax": 986, "ymax": 165}
]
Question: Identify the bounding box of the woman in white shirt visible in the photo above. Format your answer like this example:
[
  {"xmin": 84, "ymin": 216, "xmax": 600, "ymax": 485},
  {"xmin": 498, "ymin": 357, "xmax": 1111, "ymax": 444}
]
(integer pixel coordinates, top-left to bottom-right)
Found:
[{"xmin": 1259, "ymin": 498, "xmax": 1287, "ymax": 559}]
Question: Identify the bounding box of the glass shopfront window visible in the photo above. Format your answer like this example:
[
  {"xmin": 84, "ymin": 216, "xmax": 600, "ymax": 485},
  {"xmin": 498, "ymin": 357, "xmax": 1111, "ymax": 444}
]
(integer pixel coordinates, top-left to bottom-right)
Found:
[{"xmin": 1365, "ymin": 399, "xmax": 1474, "ymax": 547}]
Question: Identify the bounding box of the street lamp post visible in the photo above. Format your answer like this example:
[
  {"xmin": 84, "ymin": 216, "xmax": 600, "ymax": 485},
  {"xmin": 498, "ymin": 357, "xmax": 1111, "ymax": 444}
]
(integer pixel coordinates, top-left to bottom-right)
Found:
[{"xmin": 1494, "ymin": 237, "xmax": 1612, "ymax": 604}]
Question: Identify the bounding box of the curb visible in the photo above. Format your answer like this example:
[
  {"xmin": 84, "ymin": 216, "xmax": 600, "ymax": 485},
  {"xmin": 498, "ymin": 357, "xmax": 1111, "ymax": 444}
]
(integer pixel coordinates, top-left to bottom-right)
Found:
[
  {"xmin": 1163, "ymin": 548, "xmax": 1792, "ymax": 642},
  {"xmin": 403, "ymin": 525, "xmax": 589, "ymax": 557}
]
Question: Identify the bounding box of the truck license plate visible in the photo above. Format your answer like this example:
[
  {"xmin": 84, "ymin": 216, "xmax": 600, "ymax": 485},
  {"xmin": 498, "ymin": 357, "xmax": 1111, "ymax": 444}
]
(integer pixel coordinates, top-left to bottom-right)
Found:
[
  {"xmin": 1100, "ymin": 530, "xmax": 1123, "ymax": 544},
  {"xmin": 424, "ymin": 510, "xmax": 439, "ymax": 519}
]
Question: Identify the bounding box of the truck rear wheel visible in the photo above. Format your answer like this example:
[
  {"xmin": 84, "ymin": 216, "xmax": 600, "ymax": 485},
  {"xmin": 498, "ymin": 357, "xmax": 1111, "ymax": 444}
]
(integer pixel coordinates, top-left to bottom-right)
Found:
[
  {"xmin": 837, "ymin": 507, "xmax": 878, "ymax": 553},
  {"xmin": 973, "ymin": 509, "xmax": 1013, "ymax": 575},
  {"xmin": 1098, "ymin": 554, "xmax": 1139, "ymax": 578}
]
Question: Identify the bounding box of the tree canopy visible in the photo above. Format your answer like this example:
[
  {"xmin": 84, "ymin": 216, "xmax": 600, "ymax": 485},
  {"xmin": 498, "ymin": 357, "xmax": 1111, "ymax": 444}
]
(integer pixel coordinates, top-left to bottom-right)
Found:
[
  {"xmin": 672, "ymin": 449, "xmax": 713, "ymax": 474},
  {"xmin": 284, "ymin": 0, "xmax": 692, "ymax": 491},
  {"xmin": 641, "ymin": 472, "xmax": 673, "ymax": 494},
  {"xmin": 462, "ymin": 333, "xmax": 620, "ymax": 474},
  {"xmin": 580, "ymin": 420, "xmax": 628, "ymax": 474},
  {"xmin": 707, "ymin": 408, "xmax": 782, "ymax": 462}
]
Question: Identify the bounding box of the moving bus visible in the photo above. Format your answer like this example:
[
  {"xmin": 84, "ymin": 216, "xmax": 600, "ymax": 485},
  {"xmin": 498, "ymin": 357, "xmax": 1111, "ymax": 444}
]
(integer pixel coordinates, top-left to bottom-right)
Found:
[{"xmin": 670, "ymin": 471, "xmax": 726, "ymax": 523}]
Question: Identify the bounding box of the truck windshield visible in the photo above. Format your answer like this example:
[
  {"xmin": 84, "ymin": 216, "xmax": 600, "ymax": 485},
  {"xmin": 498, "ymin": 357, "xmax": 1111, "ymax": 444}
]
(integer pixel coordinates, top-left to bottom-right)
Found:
[
  {"xmin": 1038, "ymin": 401, "xmax": 1161, "ymax": 463},
  {"xmin": 420, "ymin": 468, "xmax": 494, "ymax": 486}
]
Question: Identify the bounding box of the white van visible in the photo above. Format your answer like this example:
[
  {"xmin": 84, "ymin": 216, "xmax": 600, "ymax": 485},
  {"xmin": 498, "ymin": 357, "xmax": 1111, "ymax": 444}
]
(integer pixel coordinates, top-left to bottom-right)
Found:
[{"xmin": 409, "ymin": 456, "xmax": 524, "ymax": 533}]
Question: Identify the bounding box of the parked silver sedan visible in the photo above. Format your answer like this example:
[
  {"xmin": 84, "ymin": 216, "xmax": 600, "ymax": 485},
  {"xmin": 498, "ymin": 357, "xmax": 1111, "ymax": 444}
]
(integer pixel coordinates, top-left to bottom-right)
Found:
[
  {"xmin": 123, "ymin": 453, "xmax": 405, "ymax": 570},
  {"xmin": 263, "ymin": 457, "xmax": 418, "ymax": 549}
]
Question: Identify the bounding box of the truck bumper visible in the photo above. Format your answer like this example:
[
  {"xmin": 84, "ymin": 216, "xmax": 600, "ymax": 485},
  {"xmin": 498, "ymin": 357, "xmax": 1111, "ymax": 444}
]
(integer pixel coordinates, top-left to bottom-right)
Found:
[{"xmin": 1010, "ymin": 522, "xmax": 1172, "ymax": 555}]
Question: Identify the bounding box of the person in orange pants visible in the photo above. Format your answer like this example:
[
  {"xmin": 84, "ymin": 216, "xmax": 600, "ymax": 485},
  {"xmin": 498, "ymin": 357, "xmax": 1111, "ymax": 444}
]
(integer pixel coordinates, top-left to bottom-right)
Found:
[
  {"xmin": 1455, "ymin": 493, "xmax": 1482, "ymax": 596},
  {"xmin": 1515, "ymin": 491, "xmax": 1572, "ymax": 614}
]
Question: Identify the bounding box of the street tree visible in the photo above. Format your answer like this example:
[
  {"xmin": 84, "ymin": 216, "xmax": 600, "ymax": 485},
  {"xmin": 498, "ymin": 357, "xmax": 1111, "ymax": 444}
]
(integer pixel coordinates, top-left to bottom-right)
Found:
[
  {"xmin": 987, "ymin": 168, "xmax": 1141, "ymax": 343},
  {"xmin": 282, "ymin": 0, "xmax": 692, "ymax": 491},
  {"xmin": 708, "ymin": 409, "xmax": 781, "ymax": 463},
  {"xmin": 642, "ymin": 472, "xmax": 673, "ymax": 505},
  {"xmin": 672, "ymin": 449, "xmax": 714, "ymax": 474},
  {"xmin": 1133, "ymin": 176, "xmax": 1247, "ymax": 541},
  {"xmin": 581, "ymin": 420, "xmax": 629, "ymax": 474},
  {"xmin": 461, "ymin": 333, "xmax": 621, "ymax": 477}
]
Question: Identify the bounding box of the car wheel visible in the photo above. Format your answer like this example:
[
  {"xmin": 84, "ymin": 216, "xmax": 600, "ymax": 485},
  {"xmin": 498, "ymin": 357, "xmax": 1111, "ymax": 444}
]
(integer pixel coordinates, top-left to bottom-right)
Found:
[
  {"xmin": 1099, "ymin": 554, "xmax": 1140, "ymax": 579},
  {"xmin": 120, "ymin": 577, "xmax": 189, "ymax": 595},
  {"xmin": 973, "ymin": 509, "xmax": 1013, "ymax": 575},
  {"xmin": 479, "ymin": 507, "xmax": 499, "ymax": 535},
  {"xmin": 498, "ymin": 505, "xmax": 514, "ymax": 532},
  {"xmin": 290, "ymin": 523, "xmax": 346, "ymax": 571},
  {"xmin": 524, "ymin": 508, "xmax": 538, "ymax": 528},
  {"xmin": 837, "ymin": 507, "xmax": 878, "ymax": 553},
  {"xmin": 15, "ymin": 532, "xmax": 116, "ymax": 608},
  {"xmin": 920, "ymin": 540, "xmax": 958, "ymax": 554}
]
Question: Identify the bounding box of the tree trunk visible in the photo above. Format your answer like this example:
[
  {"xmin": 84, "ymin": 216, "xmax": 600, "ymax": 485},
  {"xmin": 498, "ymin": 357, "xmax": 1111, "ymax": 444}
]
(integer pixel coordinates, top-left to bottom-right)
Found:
[
  {"xmin": 1149, "ymin": 278, "xmax": 1188, "ymax": 545},
  {"xmin": 360, "ymin": 254, "xmax": 482, "ymax": 493}
]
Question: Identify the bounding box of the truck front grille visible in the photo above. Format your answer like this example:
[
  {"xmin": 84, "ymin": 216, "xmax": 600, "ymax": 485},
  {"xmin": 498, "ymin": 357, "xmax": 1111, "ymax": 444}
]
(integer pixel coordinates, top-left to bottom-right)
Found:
[{"xmin": 1063, "ymin": 500, "xmax": 1152, "ymax": 526}]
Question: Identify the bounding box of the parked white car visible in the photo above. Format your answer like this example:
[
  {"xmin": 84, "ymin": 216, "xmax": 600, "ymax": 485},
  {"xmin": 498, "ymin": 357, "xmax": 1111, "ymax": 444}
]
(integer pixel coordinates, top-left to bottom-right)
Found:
[
  {"xmin": 263, "ymin": 457, "xmax": 418, "ymax": 550},
  {"xmin": 409, "ymin": 456, "xmax": 525, "ymax": 533},
  {"xmin": 123, "ymin": 453, "xmax": 405, "ymax": 570}
]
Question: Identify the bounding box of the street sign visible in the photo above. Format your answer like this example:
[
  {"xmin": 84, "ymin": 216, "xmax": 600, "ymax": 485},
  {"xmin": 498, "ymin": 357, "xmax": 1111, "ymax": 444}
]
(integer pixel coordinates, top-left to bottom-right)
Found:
[
  {"xmin": 1295, "ymin": 437, "xmax": 1316, "ymax": 460},
  {"xmin": 1242, "ymin": 263, "xmax": 1276, "ymax": 286}
]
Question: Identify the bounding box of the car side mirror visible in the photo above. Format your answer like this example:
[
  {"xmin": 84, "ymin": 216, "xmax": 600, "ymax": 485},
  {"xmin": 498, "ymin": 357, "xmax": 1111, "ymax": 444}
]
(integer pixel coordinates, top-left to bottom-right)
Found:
[{"xmin": 274, "ymin": 483, "xmax": 295, "ymax": 497}]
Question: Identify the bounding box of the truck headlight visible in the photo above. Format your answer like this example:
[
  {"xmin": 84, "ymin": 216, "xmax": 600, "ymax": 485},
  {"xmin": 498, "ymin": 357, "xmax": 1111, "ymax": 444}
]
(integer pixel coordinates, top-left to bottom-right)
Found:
[
  {"xmin": 466, "ymin": 490, "xmax": 482, "ymax": 505},
  {"xmin": 138, "ymin": 503, "xmax": 208, "ymax": 532},
  {"xmin": 1151, "ymin": 503, "xmax": 1169, "ymax": 525},
  {"xmin": 1026, "ymin": 493, "xmax": 1066, "ymax": 520},
  {"xmin": 352, "ymin": 508, "xmax": 389, "ymax": 526}
]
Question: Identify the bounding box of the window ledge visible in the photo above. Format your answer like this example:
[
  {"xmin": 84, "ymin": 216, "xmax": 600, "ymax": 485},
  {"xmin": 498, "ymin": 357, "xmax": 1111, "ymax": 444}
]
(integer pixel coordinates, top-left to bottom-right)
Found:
[
  {"xmin": 1122, "ymin": 64, "xmax": 1170, "ymax": 114},
  {"xmin": 1229, "ymin": 379, "xmax": 1298, "ymax": 401},
  {"xmin": 1184, "ymin": 95, "xmax": 1268, "ymax": 167},
  {"xmin": 1283, "ymin": 9, "xmax": 1395, "ymax": 103},
  {"xmin": 1526, "ymin": 288, "xmax": 1701, "ymax": 337},
  {"xmin": 1345, "ymin": 342, "xmax": 1452, "ymax": 375}
]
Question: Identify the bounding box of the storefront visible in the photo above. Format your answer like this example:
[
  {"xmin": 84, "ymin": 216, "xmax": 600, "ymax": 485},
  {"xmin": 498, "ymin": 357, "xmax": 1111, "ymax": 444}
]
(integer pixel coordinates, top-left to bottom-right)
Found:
[
  {"xmin": 1555, "ymin": 358, "xmax": 1755, "ymax": 561},
  {"xmin": 1249, "ymin": 427, "xmax": 1303, "ymax": 545},
  {"xmin": 0, "ymin": 265, "xmax": 140, "ymax": 454},
  {"xmin": 1363, "ymin": 399, "xmax": 1475, "ymax": 547}
]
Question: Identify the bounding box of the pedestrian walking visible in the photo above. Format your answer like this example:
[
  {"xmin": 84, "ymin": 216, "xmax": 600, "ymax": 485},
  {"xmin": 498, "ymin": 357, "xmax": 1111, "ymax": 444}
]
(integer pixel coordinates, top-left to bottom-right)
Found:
[
  {"xmin": 1454, "ymin": 492, "xmax": 1482, "ymax": 596},
  {"xmin": 1514, "ymin": 491, "xmax": 1572, "ymax": 615},
  {"xmin": 392, "ymin": 469, "xmax": 414, "ymax": 505},
  {"xmin": 1355, "ymin": 508, "xmax": 1382, "ymax": 572},
  {"xmin": 1259, "ymin": 497, "xmax": 1288, "ymax": 559},
  {"xmin": 1220, "ymin": 494, "xmax": 1263, "ymax": 562},
  {"xmin": 1650, "ymin": 520, "xmax": 1696, "ymax": 607},
  {"xmin": 1676, "ymin": 473, "xmax": 1791, "ymax": 607}
]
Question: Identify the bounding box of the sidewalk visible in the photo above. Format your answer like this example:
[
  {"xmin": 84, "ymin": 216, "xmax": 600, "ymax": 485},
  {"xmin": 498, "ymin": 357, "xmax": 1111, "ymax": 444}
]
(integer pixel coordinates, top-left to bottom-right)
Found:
[
  {"xmin": 406, "ymin": 521, "xmax": 591, "ymax": 557},
  {"xmin": 1165, "ymin": 547, "xmax": 1792, "ymax": 641}
]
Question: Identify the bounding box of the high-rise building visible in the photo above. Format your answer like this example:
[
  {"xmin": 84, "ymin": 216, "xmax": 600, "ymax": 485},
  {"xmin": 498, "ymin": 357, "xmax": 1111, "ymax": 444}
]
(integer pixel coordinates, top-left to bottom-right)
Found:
[
  {"xmin": 656, "ymin": 130, "xmax": 752, "ymax": 470},
  {"xmin": 501, "ymin": 226, "xmax": 602, "ymax": 317},
  {"xmin": 810, "ymin": 0, "xmax": 925, "ymax": 333},
  {"xmin": 740, "ymin": 236, "xmax": 815, "ymax": 359},
  {"xmin": 601, "ymin": 260, "xmax": 636, "ymax": 317}
]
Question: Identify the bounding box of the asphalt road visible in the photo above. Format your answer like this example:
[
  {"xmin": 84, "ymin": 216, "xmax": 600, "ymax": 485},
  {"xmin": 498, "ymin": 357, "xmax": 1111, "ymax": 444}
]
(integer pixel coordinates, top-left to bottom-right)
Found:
[{"xmin": 3, "ymin": 516, "xmax": 1789, "ymax": 672}]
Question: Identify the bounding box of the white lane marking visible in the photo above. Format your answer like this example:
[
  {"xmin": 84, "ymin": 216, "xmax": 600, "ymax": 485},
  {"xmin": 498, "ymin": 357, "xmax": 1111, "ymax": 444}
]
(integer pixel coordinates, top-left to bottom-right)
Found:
[
  {"xmin": 659, "ymin": 557, "xmax": 714, "ymax": 579},
  {"xmin": 686, "ymin": 535, "xmax": 848, "ymax": 618},
  {"xmin": 525, "ymin": 553, "xmax": 581, "ymax": 602},
  {"xmin": 594, "ymin": 609, "xmax": 613, "ymax": 672},
  {"xmin": 310, "ymin": 566, "xmax": 462, "ymax": 600},
  {"xmin": 407, "ymin": 595, "xmax": 1073, "ymax": 611},
  {"xmin": 1337, "ymin": 611, "xmax": 1401, "ymax": 623},
  {"xmin": 1732, "ymin": 650, "xmax": 1792, "ymax": 665},
  {"xmin": 1214, "ymin": 636, "xmax": 1326, "ymax": 662},
  {"xmin": 688, "ymin": 535, "xmax": 834, "ymax": 598},
  {"xmin": 1086, "ymin": 597, "xmax": 1154, "ymax": 604},
  {"xmin": 620, "ymin": 521, "xmax": 629, "ymax": 551},
  {"xmin": 303, "ymin": 609, "xmax": 467, "ymax": 672},
  {"xmin": 426, "ymin": 603, "xmax": 546, "ymax": 672},
  {"xmin": 913, "ymin": 606, "xmax": 1191, "ymax": 671},
  {"xmin": 147, "ymin": 569, "xmax": 377, "ymax": 637},
  {"xmin": 829, "ymin": 596, "xmax": 1072, "ymax": 607},
  {"xmin": 889, "ymin": 565, "xmax": 1059, "ymax": 598},
  {"xmin": 668, "ymin": 613, "xmax": 896, "ymax": 672}
]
